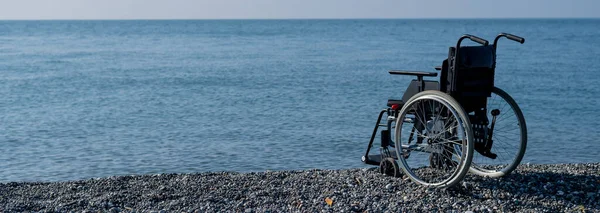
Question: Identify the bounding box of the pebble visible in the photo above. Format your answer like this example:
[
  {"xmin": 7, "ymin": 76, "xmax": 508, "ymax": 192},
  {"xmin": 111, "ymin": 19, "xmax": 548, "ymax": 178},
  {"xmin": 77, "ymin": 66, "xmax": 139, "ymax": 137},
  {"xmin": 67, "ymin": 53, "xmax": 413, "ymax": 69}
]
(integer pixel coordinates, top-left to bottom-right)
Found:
[
  {"xmin": 385, "ymin": 184, "xmax": 393, "ymax": 190},
  {"xmin": 462, "ymin": 182, "xmax": 471, "ymax": 190},
  {"xmin": 0, "ymin": 163, "xmax": 598, "ymax": 212}
]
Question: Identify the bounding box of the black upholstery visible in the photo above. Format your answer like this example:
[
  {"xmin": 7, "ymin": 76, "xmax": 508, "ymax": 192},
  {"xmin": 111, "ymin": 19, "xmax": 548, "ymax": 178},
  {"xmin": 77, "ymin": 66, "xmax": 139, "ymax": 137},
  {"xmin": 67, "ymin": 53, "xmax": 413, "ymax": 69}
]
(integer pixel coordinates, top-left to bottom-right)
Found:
[
  {"xmin": 444, "ymin": 45, "xmax": 496, "ymax": 113},
  {"xmin": 458, "ymin": 46, "xmax": 495, "ymax": 69}
]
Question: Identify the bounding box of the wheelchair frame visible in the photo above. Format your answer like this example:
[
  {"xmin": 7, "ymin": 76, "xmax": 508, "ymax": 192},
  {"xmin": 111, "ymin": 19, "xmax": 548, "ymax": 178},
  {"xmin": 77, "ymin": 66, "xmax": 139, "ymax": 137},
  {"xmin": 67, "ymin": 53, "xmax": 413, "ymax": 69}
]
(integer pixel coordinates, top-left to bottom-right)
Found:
[{"xmin": 362, "ymin": 33, "xmax": 527, "ymax": 188}]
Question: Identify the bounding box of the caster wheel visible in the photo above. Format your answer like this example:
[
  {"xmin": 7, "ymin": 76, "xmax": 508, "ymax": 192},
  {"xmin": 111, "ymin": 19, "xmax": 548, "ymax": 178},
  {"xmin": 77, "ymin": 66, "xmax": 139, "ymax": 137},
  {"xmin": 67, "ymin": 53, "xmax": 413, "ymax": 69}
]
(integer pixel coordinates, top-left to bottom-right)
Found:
[{"xmin": 379, "ymin": 157, "xmax": 401, "ymax": 177}]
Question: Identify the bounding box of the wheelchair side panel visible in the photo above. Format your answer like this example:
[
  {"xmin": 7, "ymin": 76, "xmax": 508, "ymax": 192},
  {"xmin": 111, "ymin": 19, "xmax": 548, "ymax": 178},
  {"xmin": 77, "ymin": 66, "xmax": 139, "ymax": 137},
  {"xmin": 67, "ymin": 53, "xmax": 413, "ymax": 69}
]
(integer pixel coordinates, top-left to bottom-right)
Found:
[{"xmin": 401, "ymin": 80, "xmax": 439, "ymax": 103}]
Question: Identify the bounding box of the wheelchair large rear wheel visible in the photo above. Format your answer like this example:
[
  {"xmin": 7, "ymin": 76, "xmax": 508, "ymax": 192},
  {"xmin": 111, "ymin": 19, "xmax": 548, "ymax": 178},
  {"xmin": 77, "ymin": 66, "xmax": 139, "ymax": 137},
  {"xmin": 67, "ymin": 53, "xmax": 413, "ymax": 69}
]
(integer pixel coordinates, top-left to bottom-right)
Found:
[
  {"xmin": 394, "ymin": 91, "xmax": 474, "ymax": 188},
  {"xmin": 470, "ymin": 87, "xmax": 527, "ymax": 177}
]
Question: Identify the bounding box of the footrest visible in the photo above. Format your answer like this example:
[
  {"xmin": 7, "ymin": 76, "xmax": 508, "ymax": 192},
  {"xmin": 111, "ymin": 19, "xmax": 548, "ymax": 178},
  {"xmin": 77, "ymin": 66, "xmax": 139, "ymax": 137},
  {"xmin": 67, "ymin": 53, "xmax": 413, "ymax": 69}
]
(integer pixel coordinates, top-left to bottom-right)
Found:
[
  {"xmin": 474, "ymin": 143, "xmax": 498, "ymax": 159},
  {"xmin": 363, "ymin": 150, "xmax": 398, "ymax": 166}
]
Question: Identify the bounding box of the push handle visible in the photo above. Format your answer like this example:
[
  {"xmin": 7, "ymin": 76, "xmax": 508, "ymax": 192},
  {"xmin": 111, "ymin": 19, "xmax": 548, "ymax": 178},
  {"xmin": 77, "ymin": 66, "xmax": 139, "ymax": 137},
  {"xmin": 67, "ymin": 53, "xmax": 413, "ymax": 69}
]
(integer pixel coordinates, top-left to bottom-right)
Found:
[
  {"xmin": 502, "ymin": 33, "xmax": 525, "ymax": 44},
  {"xmin": 465, "ymin": 34, "xmax": 489, "ymax": 46},
  {"xmin": 456, "ymin": 34, "xmax": 489, "ymax": 50},
  {"xmin": 493, "ymin": 33, "xmax": 525, "ymax": 50}
]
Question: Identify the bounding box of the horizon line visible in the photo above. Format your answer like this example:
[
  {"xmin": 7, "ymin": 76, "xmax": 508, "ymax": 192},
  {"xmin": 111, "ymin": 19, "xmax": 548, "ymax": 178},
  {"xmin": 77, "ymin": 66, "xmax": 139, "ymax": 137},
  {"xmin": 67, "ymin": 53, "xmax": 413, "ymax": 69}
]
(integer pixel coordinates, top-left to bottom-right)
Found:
[{"xmin": 1, "ymin": 17, "xmax": 599, "ymax": 21}]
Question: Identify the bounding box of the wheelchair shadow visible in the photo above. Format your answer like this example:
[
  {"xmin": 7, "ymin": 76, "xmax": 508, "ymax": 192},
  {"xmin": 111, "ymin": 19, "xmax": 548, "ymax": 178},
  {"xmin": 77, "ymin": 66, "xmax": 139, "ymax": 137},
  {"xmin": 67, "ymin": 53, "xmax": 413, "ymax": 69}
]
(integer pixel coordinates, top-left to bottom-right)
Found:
[{"xmin": 447, "ymin": 170, "xmax": 600, "ymax": 211}]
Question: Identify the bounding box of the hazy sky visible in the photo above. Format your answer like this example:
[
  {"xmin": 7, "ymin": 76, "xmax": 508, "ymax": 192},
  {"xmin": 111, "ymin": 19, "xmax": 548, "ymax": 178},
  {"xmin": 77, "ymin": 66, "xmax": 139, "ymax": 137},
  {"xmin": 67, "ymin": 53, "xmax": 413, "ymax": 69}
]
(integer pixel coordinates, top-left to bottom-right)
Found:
[{"xmin": 0, "ymin": 0, "xmax": 599, "ymax": 20}]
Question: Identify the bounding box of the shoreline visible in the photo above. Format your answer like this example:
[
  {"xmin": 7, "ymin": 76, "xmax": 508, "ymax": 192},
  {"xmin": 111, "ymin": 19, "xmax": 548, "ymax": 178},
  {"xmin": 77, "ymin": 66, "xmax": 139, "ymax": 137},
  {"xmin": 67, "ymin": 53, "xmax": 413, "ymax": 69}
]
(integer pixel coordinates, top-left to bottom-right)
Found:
[{"xmin": 1, "ymin": 163, "xmax": 599, "ymax": 212}]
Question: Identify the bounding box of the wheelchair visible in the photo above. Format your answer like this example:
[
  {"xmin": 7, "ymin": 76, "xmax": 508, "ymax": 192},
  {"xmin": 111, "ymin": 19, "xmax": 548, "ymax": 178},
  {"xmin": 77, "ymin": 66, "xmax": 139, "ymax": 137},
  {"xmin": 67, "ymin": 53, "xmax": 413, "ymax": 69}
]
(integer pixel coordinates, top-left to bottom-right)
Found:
[{"xmin": 362, "ymin": 33, "xmax": 527, "ymax": 188}]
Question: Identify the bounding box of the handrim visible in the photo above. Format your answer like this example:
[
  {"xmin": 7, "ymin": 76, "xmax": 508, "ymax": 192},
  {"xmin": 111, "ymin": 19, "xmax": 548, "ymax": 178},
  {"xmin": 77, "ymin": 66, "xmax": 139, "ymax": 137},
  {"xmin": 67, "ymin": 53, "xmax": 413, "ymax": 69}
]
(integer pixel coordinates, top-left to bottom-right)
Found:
[{"xmin": 394, "ymin": 90, "xmax": 474, "ymax": 188}]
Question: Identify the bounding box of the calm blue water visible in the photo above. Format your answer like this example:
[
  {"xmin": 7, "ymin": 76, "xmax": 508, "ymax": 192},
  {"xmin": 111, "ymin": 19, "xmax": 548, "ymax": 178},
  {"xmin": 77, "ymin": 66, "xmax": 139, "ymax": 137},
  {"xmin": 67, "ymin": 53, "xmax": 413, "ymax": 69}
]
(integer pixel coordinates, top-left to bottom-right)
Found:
[{"xmin": 1, "ymin": 19, "xmax": 599, "ymax": 182}]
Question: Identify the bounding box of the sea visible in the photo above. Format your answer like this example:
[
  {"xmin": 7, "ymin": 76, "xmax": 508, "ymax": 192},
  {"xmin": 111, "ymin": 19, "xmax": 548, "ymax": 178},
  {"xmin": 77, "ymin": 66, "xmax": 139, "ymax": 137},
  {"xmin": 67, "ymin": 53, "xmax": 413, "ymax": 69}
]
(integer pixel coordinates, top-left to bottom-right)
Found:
[{"xmin": 1, "ymin": 19, "xmax": 599, "ymax": 182}]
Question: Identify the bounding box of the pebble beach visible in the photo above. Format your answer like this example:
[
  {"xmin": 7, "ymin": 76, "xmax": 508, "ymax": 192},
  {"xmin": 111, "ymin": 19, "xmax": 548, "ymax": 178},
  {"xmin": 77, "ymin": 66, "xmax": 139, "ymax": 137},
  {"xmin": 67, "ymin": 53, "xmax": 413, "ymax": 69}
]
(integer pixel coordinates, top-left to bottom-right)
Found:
[{"xmin": 1, "ymin": 163, "xmax": 599, "ymax": 212}]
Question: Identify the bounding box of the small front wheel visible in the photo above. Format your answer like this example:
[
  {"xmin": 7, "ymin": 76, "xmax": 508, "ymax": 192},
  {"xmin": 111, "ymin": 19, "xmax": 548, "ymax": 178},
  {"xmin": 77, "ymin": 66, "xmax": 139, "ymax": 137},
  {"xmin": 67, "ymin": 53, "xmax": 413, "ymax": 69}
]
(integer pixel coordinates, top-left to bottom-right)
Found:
[
  {"xmin": 394, "ymin": 91, "xmax": 474, "ymax": 188},
  {"xmin": 379, "ymin": 157, "xmax": 401, "ymax": 177}
]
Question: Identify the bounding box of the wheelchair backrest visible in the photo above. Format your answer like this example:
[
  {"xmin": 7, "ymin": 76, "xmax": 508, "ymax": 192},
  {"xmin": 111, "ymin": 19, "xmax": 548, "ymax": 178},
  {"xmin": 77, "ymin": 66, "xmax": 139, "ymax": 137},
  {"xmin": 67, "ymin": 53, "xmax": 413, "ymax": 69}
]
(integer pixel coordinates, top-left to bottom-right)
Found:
[{"xmin": 443, "ymin": 45, "xmax": 496, "ymax": 113}]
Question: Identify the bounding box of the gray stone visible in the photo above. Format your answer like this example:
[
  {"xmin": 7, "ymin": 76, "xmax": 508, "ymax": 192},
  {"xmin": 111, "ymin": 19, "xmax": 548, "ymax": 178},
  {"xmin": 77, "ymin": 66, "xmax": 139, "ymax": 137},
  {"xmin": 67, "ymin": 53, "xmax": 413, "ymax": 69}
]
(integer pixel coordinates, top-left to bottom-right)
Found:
[
  {"xmin": 385, "ymin": 184, "xmax": 393, "ymax": 190},
  {"xmin": 109, "ymin": 207, "xmax": 120, "ymax": 213},
  {"xmin": 0, "ymin": 163, "xmax": 599, "ymax": 212}
]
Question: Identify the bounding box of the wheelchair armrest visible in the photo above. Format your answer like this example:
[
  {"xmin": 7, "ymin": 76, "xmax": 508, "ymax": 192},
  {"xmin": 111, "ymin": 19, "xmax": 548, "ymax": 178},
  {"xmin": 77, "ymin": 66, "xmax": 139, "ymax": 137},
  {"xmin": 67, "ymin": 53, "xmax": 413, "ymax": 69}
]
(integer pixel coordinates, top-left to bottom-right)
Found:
[
  {"xmin": 434, "ymin": 66, "xmax": 442, "ymax": 71},
  {"xmin": 389, "ymin": 70, "xmax": 438, "ymax": 77}
]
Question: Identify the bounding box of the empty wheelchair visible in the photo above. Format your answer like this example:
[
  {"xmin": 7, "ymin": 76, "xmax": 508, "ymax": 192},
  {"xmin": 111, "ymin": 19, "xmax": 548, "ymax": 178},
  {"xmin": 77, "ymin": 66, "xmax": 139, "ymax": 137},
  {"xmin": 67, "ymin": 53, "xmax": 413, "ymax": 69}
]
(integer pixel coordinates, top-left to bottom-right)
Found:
[{"xmin": 362, "ymin": 33, "xmax": 527, "ymax": 188}]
